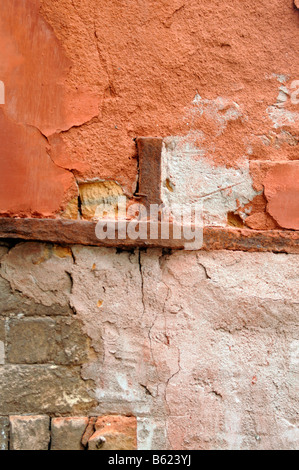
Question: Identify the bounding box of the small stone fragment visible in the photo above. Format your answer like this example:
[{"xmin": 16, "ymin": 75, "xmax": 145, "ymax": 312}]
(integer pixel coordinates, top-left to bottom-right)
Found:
[
  {"xmin": 81, "ymin": 417, "xmax": 97, "ymax": 447},
  {"xmin": 0, "ymin": 365, "xmax": 96, "ymax": 415},
  {"xmin": 10, "ymin": 415, "xmax": 50, "ymax": 450},
  {"xmin": 88, "ymin": 415, "xmax": 137, "ymax": 451}
]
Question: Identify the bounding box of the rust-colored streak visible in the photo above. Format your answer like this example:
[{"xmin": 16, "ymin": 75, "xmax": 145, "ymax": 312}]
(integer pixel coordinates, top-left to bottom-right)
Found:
[
  {"xmin": 0, "ymin": 218, "xmax": 298, "ymax": 254},
  {"xmin": 136, "ymin": 137, "xmax": 163, "ymax": 210}
]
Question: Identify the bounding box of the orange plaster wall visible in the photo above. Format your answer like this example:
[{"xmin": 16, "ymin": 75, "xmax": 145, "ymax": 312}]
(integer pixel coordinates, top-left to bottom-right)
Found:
[{"xmin": 0, "ymin": 0, "xmax": 298, "ymax": 223}]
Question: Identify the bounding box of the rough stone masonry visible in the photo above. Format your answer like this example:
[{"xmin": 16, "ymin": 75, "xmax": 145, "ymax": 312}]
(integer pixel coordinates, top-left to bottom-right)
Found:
[
  {"xmin": 0, "ymin": 0, "xmax": 299, "ymax": 451},
  {"xmin": 0, "ymin": 241, "xmax": 298, "ymax": 450}
]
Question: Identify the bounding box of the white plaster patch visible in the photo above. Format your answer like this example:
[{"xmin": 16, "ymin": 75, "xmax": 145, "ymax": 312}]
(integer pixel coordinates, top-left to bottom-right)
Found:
[
  {"xmin": 162, "ymin": 136, "xmax": 258, "ymax": 226},
  {"xmin": 267, "ymin": 77, "xmax": 299, "ymax": 129},
  {"xmin": 224, "ymin": 409, "xmax": 243, "ymax": 450},
  {"xmin": 189, "ymin": 94, "xmax": 244, "ymax": 135}
]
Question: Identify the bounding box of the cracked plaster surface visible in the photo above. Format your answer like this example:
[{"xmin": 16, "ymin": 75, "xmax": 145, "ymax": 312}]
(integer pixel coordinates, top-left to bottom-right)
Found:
[
  {"xmin": 67, "ymin": 245, "xmax": 299, "ymax": 450},
  {"xmin": 0, "ymin": 241, "xmax": 298, "ymax": 449}
]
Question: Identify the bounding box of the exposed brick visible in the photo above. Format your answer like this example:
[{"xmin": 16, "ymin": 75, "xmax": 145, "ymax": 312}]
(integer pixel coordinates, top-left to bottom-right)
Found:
[
  {"xmin": 7, "ymin": 317, "xmax": 89, "ymax": 365},
  {"xmin": 0, "ymin": 417, "xmax": 9, "ymax": 451},
  {"xmin": 0, "ymin": 366, "xmax": 96, "ymax": 415},
  {"xmin": 51, "ymin": 417, "xmax": 89, "ymax": 450},
  {"xmin": 88, "ymin": 416, "xmax": 137, "ymax": 451},
  {"xmin": 10, "ymin": 415, "xmax": 50, "ymax": 451}
]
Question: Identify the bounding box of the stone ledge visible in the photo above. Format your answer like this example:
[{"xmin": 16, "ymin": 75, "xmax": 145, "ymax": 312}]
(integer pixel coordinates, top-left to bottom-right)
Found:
[{"xmin": 0, "ymin": 218, "xmax": 298, "ymax": 253}]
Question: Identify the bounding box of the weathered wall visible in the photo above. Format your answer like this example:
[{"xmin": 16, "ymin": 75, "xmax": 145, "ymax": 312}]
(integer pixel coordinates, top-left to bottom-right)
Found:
[
  {"xmin": 0, "ymin": 0, "xmax": 298, "ymax": 226},
  {"xmin": 0, "ymin": 241, "xmax": 298, "ymax": 450},
  {"xmin": 0, "ymin": 0, "xmax": 298, "ymax": 452}
]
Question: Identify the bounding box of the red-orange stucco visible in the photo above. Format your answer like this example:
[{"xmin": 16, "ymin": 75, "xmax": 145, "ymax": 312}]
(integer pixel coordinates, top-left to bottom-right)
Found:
[{"xmin": 0, "ymin": 0, "xmax": 298, "ymax": 225}]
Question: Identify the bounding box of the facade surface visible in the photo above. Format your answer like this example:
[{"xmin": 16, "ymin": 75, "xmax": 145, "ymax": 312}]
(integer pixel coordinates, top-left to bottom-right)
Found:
[{"xmin": 0, "ymin": 0, "xmax": 298, "ymax": 450}]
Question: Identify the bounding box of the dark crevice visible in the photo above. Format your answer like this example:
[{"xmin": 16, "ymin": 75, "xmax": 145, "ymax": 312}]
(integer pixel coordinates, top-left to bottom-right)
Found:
[
  {"xmin": 140, "ymin": 384, "xmax": 153, "ymax": 396},
  {"xmin": 48, "ymin": 417, "xmax": 52, "ymax": 451},
  {"xmin": 78, "ymin": 193, "xmax": 83, "ymax": 218}
]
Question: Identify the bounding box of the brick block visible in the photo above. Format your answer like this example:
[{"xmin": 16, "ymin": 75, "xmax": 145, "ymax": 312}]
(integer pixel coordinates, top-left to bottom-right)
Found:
[
  {"xmin": 7, "ymin": 318, "xmax": 56, "ymax": 364},
  {"xmin": 7, "ymin": 317, "xmax": 89, "ymax": 365},
  {"xmin": 88, "ymin": 416, "xmax": 137, "ymax": 451},
  {"xmin": 10, "ymin": 415, "xmax": 50, "ymax": 450},
  {"xmin": 0, "ymin": 366, "xmax": 96, "ymax": 415},
  {"xmin": 51, "ymin": 417, "xmax": 89, "ymax": 450},
  {"xmin": 0, "ymin": 417, "xmax": 9, "ymax": 450}
]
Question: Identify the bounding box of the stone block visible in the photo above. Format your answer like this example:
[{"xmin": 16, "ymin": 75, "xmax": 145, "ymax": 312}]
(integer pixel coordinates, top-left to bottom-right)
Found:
[
  {"xmin": 0, "ymin": 366, "xmax": 96, "ymax": 415},
  {"xmin": 53, "ymin": 317, "xmax": 90, "ymax": 365},
  {"xmin": 51, "ymin": 417, "xmax": 89, "ymax": 450},
  {"xmin": 10, "ymin": 415, "xmax": 50, "ymax": 450},
  {"xmin": 0, "ymin": 275, "xmax": 72, "ymax": 317},
  {"xmin": 88, "ymin": 416, "xmax": 137, "ymax": 450},
  {"xmin": 7, "ymin": 318, "xmax": 56, "ymax": 364},
  {"xmin": 0, "ymin": 243, "xmax": 73, "ymax": 313},
  {"xmin": 7, "ymin": 317, "xmax": 89, "ymax": 365},
  {"xmin": 0, "ymin": 417, "xmax": 9, "ymax": 451}
]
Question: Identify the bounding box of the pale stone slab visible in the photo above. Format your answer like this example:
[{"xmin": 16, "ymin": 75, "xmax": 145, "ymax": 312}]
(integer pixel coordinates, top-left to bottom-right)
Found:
[
  {"xmin": 10, "ymin": 415, "xmax": 50, "ymax": 451},
  {"xmin": 51, "ymin": 417, "xmax": 89, "ymax": 450}
]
